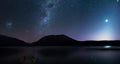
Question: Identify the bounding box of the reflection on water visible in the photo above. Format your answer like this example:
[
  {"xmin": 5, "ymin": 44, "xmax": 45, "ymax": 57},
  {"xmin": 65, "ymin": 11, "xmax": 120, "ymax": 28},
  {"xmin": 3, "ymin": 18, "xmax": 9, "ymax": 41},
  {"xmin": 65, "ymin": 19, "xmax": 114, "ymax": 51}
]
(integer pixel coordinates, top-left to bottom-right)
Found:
[
  {"xmin": 75, "ymin": 50, "xmax": 119, "ymax": 64},
  {"xmin": 0, "ymin": 46, "xmax": 120, "ymax": 64}
]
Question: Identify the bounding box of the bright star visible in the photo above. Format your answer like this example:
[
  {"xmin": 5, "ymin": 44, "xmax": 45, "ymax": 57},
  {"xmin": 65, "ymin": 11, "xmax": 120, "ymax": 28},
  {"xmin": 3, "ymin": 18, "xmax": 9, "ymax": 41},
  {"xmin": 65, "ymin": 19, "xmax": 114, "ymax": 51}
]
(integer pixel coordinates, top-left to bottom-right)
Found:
[
  {"xmin": 117, "ymin": 0, "xmax": 119, "ymax": 3},
  {"xmin": 105, "ymin": 19, "xmax": 108, "ymax": 23}
]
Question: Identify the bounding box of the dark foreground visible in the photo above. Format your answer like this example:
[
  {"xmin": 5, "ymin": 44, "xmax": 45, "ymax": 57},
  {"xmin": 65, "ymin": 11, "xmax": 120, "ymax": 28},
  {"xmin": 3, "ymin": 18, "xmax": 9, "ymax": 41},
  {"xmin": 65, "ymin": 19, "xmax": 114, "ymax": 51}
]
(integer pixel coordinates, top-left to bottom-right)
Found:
[{"xmin": 0, "ymin": 46, "xmax": 120, "ymax": 64}]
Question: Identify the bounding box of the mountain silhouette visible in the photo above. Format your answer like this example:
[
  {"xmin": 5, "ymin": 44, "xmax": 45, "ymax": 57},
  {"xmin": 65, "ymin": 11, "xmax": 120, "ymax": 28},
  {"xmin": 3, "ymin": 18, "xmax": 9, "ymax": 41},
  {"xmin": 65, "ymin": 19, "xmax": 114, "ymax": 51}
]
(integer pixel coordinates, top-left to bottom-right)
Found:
[
  {"xmin": 0, "ymin": 34, "xmax": 120, "ymax": 46},
  {"xmin": 0, "ymin": 34, "xmax": 27, "ymax": 46},
  {"xmin": 33, "ymin": 35, "xmax": 120, "ymax": 46},
  {"xmin": 33, "ymin": 35, "xmax": 78, "ymax": 45}
]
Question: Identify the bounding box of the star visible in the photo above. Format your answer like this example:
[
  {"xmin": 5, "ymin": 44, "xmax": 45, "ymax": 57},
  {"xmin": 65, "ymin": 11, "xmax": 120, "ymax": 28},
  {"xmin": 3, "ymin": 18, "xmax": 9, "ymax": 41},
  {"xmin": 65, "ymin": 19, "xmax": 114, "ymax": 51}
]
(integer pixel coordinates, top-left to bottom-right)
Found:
[
  {"xmin": 117, "ymin": 0, "xmax": 119, "ymax": 3},
  {"xmin": 6, "ymin": 22, "xmax": 13, "ymax": 28},
  {"xmin": 105, "ymin": 19, "xmax": 109, "ymax": 23}
]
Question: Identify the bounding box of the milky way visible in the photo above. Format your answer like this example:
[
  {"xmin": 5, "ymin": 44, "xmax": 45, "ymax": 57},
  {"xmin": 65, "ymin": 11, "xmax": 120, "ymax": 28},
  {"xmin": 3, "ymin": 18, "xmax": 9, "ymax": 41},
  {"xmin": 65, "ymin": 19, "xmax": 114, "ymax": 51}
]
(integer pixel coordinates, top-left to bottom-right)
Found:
[
  {"xmin": 0, "ymin": 0, "xmax": 120, "ymax": 42},
  {"xmin": 40, "ymin": 0, "xmax": 59, "ymax": 33}
]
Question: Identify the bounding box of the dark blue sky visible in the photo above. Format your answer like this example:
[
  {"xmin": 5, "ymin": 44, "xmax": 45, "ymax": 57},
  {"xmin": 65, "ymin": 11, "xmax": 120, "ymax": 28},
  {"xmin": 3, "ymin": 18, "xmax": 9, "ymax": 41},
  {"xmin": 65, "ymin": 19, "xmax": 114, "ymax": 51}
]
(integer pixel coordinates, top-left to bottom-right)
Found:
[{"xmin": 0, "ymin": 0, "xmax": 119, "ymax": 42}]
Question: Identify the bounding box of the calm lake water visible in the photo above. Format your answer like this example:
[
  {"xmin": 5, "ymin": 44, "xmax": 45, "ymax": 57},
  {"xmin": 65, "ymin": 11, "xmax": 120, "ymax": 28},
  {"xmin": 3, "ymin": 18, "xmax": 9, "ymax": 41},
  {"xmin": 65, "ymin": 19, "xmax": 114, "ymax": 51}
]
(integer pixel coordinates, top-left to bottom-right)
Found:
[{"xmin": 0, "ymin": 46, "xmax": 120, "ymax": 64}]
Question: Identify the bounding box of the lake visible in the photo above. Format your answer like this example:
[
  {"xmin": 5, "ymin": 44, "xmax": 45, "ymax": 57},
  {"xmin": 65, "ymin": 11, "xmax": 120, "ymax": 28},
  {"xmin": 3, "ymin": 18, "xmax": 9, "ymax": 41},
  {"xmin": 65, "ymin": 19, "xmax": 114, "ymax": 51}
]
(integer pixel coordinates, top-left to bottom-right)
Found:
[{"xmin": 0, "ymin": 46, "xmax": 120, "ymax": 64}]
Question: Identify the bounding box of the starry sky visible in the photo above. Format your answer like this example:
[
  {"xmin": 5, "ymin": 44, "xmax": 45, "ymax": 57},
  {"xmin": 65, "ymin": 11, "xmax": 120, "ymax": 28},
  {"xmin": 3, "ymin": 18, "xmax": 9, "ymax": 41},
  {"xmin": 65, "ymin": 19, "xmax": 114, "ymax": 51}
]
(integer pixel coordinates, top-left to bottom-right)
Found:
[{"xmin": 0, "ymin": 0, "xmax": 120, "ymax": 43}]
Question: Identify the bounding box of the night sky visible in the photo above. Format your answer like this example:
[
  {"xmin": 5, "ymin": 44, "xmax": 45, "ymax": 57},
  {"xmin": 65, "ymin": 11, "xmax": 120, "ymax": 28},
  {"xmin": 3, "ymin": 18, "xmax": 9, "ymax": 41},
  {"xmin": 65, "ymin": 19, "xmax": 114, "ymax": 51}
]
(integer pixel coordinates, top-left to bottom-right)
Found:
[{"xmin": 0, "ymin": 0, "xmax": 120, "ymax": 43}]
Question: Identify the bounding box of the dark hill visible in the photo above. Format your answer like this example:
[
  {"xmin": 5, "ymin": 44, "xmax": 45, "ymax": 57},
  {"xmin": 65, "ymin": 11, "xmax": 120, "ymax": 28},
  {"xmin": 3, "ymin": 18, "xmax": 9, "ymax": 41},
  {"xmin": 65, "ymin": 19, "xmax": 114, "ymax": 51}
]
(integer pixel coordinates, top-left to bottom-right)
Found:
[
  {"xmin": 33, "ymin": 35, "xmax": 78, "ymax": 45},
  {"xmin": 0, "ymin": 35, "xmax": 27, "ymax": 46},
  {"xmin": 1, "ymin": 34, "xmax": 119, "ymax": 46},
  {"xmin": 33, "ymin": 35, "xmax": 120, "ymax": 46}
]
